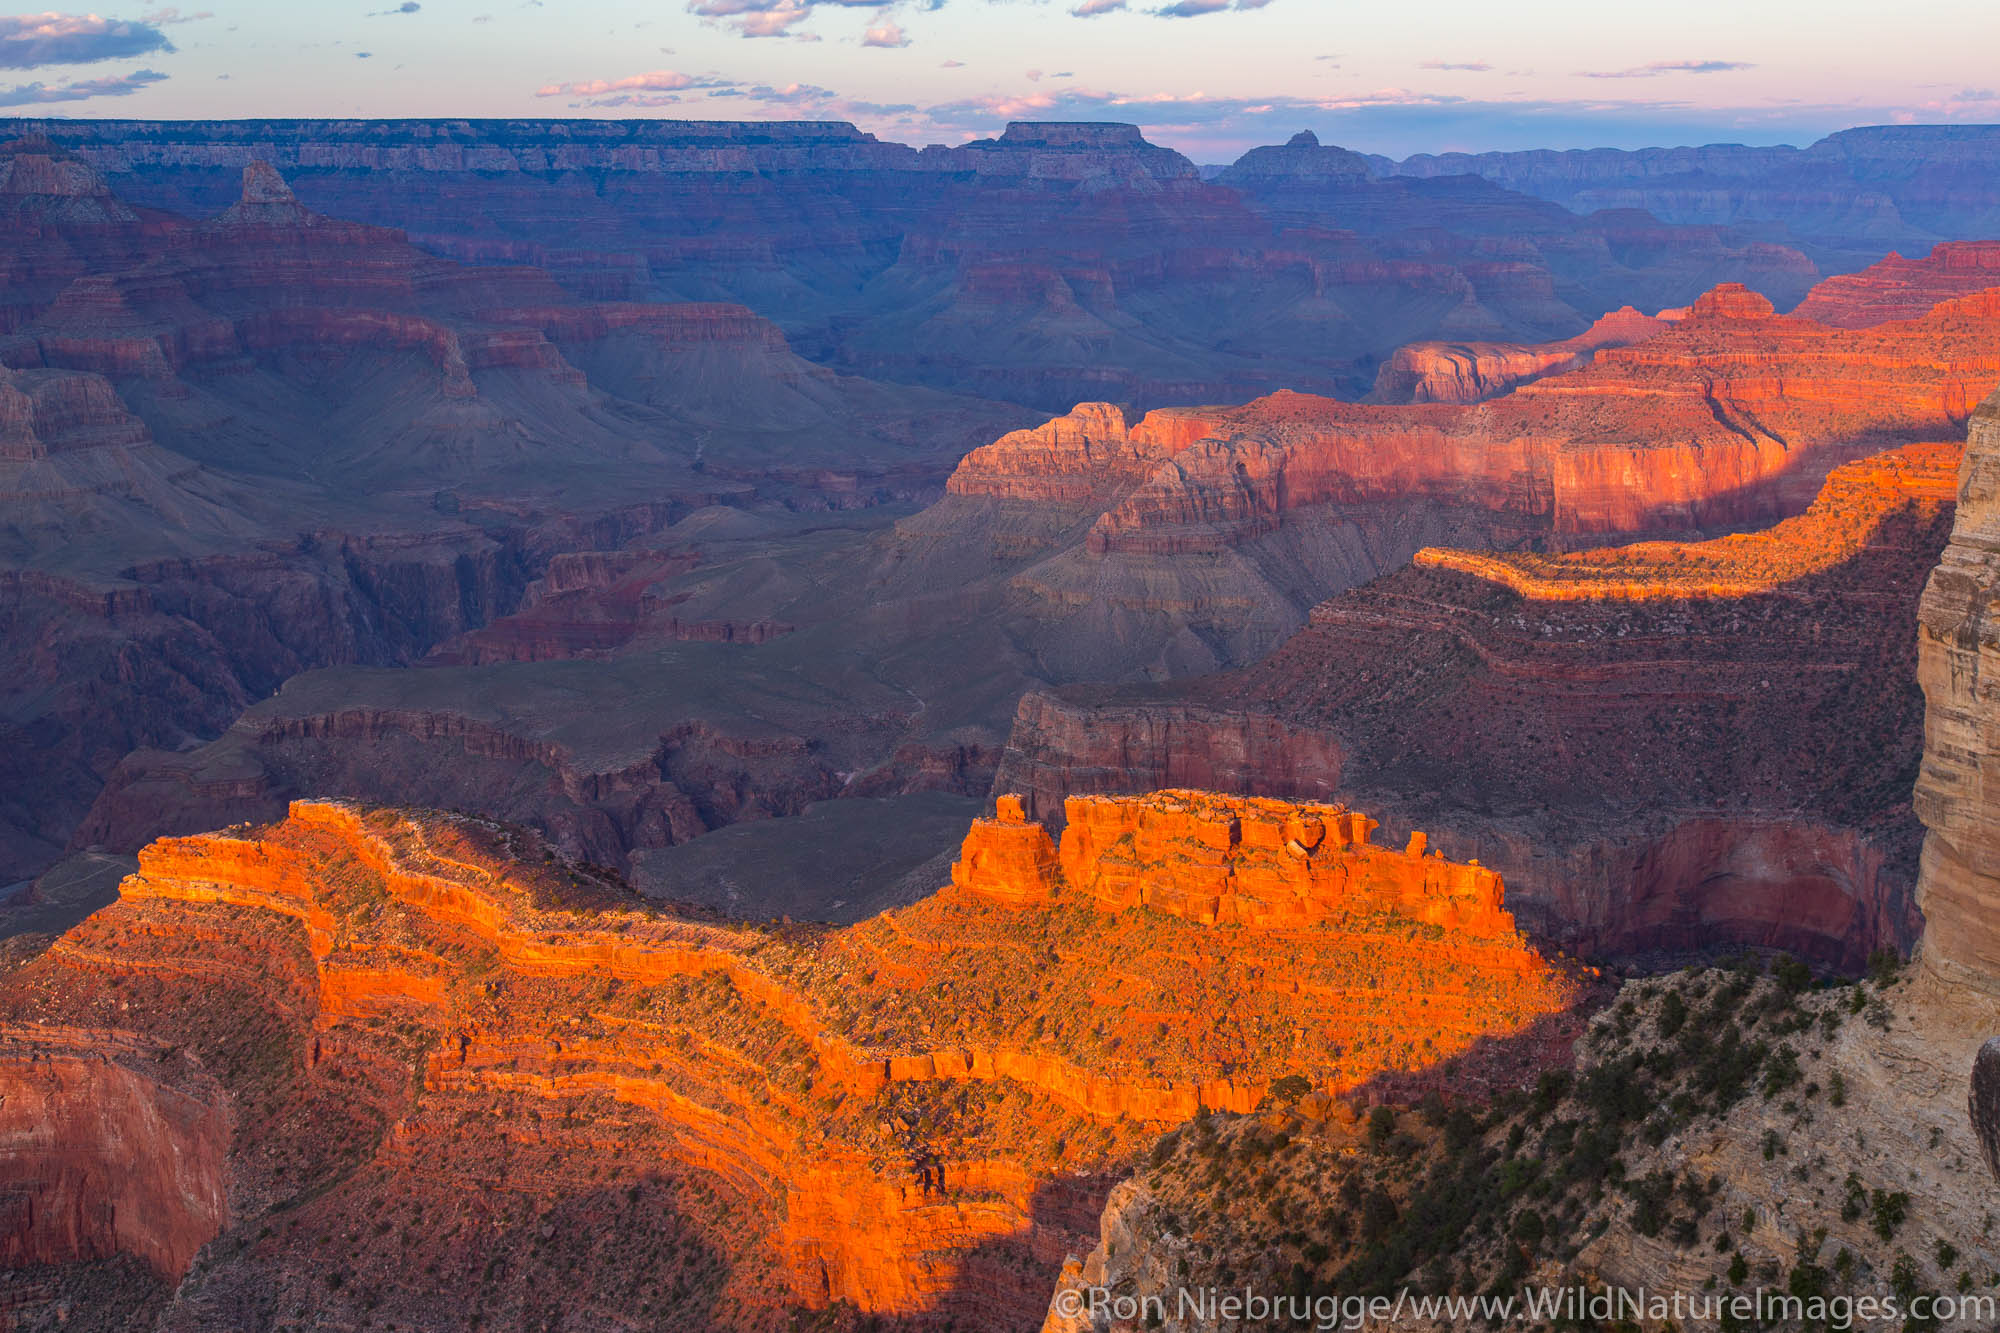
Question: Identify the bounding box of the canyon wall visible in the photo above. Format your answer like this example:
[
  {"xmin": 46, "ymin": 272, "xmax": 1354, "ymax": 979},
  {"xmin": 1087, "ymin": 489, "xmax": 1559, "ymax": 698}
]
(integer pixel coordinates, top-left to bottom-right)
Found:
[
  {"xmin": 997, "ymin": 441, "xmax": 1962, "ymax": 969},
  {"xmin": 1378, "ymin": 125, "xmax": 2000, "ymax": 251},
  {"xmin": 1915, "ymin": 390, "xmax": 2000, "ymax": 993},
  {"xmin": 0, "ymin": 1030, "xmax": 229, "ymax": 1281},
  {"xmin": 0, "ymin": 119, "xmax": 1828, "ymax": 411}
]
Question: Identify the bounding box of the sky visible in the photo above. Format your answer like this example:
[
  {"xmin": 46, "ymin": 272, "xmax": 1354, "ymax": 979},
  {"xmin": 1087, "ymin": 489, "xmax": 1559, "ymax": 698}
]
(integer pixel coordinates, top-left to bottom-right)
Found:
[{"xmin": 3, "ymin": 2, "xmax": 2000, "ymax": 160}]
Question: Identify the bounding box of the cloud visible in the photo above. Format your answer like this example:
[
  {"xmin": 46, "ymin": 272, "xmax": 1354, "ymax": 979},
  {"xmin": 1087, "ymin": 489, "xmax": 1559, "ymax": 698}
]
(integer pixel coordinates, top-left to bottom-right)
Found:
[
  {"xmin": 536, "ymin": 69, "xmax": 720, "ymax": 98},
  {"xmin": 0, "ymin": 65, "xmax": 164, "ymax": 103},
  {"xmin": 862, "ymin": 16, "xmax": 906, "ymax": 46},
  {"xmin": 1421, "ymin": 60, "xmax": 1491, "ymax": 72},
  {"xmin": 688, "ymin": 0, "xmax": 870, "ymax": 38},
  {"xmin": 1580, "ymin": 59, "xmax": 1754, "ymax": 79},
  {"xmin": 1155, "ymin": 0, "xmax": 1271, "ymax": 14},
  {"xmin": 367, "ymin": 1, "xmax": 420, "ymax": 12},
  {"xmin": 0, "ymin": 12, "xmax": 174, "ymax": 68},
  {"xmin": 140, "ymin": 7, "xmax": 213, "ymax": 22},
  {"xmin": 939, "ymin": 57, "xmax": 962, "ymax": 67},
  {"xmin": 1071, "ymin": 0, "xmax": 1126, "ymax": 12}
]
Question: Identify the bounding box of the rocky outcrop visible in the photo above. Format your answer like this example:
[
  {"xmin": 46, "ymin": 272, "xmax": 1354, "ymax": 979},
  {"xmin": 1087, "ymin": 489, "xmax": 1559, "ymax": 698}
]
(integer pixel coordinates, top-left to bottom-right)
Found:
[
  {"xmin": 0, "ymin": 136, "xmax": 138, "ymax": 227},
  {"xmin": 1973, "ymin": 1037, "xmax": 2000, "ymax": 1183},
  {"xmin": 1054, "ymin": 790, "xmax": 1513, "ymax": 935},
  {"xmin": 1914, "ymin": 390, "xmax": 2000, "ymax": 993},
  {"xmin": 1795, "ymin": 240, "xmax": 2000, "ymax": 327},
  {"xmin": 1214, "ymin": 130, "xmax": 1372, "ymax": 187},
  {"xmin": 1368, "ymin": 305, "xmax": 1675, "ymax": 404},
  {"xmin": 0, "ymin": 797, "xmax": 1570, "ymax": 1328}
]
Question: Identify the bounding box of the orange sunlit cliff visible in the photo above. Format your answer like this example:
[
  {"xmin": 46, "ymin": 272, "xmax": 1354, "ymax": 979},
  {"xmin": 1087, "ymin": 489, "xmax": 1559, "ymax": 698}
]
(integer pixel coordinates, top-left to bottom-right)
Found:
[
  {"xmin": 0, "ymin": 796, "xmax": 1567, "ymax": 1330},
  {"xmin": 1414, "ymin": 441, "xmax": 1963, "ymax": 600}
]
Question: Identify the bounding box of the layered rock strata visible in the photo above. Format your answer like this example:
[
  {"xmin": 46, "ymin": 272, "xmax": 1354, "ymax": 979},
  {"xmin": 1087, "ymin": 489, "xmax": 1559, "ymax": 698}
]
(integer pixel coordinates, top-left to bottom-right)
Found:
[
  {"xmin": 1794, "ymin": 240, "xmax": 2000, "ymax": 327},
  {"xmin": 1913, "ymin": 391, "xmax": 2000, "ymax": 993},
  {"xmin": 1368, "ymin": 305, "xmax": 1676, "ymax": 404},
  {"xmin": 3, "ymin": 119, "xmax": 1826, "ymax": 410},
  {"xmin": 997, "ymin": 441, "xmax": 1964, "ymax": 968},
  {"xmin": 0, "ymin": 795, "xmax": 1567, "ymax": 1329}
]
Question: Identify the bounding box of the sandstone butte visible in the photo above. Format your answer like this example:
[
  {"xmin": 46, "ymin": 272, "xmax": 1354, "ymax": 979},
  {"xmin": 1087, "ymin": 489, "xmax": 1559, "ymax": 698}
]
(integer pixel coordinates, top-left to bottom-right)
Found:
[
  {"xmin": 0, "ymin": 794, "xmax": 1569, "ymax": 1329},
  {"xmin": 1793, "ymin": 239, "xmax": 2000, "ymax": 328},
  {"xmin": 941, "ymin": 284, "xmax": 2000, "ymax": 563},
  {"xmin": 993, "ymin": 437, "xmax": 1964, "ymax": 971}
]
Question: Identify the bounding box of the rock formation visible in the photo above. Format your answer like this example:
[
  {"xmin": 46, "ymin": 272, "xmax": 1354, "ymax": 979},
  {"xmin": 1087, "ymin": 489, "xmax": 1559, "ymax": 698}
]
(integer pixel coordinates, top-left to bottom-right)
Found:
[
  {"xmin": 1915, "ymin": 390, "xmax": 2000, "ymax": 994},
  {"xmin": 1368, "ymin": 304, "xmax": 1676, "ymax": 404},
  {"xmin": 1973, "ymin": 1037, "xmax": 2000, "ymax": 1183},
  {"xmin": 0, "ymin": 795, "xmax": 1568, "ymax": 1328},
  {"xmin": 1794, "ymin": 241, "xmax": 2000, "ymax": 327}
]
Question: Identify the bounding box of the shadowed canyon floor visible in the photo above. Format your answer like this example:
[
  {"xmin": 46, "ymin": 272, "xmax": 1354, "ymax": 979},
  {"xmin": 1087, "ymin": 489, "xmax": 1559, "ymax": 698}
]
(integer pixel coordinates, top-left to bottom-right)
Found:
[
  {"xmin": 0, "ymin": 138, "xmax": 1028, "ymax": 883},
  {"xmin": 0, "ymin": 795, "xmax": 1571, "ymax": 1330}
]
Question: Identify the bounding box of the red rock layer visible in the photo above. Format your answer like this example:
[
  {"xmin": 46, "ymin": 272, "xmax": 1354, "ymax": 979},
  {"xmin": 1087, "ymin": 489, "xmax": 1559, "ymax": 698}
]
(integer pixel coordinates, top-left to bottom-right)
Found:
[
  {"xmin": 946, "ymin": 284, "xmax": 2000, "ymax": 572},
  {"xmin": 1368, "ymin": 304, "xmax": 1676, "ymax": 404},
  {"xmin": 0, "ymin": 797, "xmax": 1568, "ymax": 1329},
  {"xmin": 1416, "ymin": 441, "xmax": 1963, "ymax": 599},
  {"xmin": 994, "ymin": 440, "xmax": 1962, "ymax": 970},
  {"xmin": 1793, "ymin": 241, "xmax": 2000, "ymax": 328},
  {"xmin": 0, "ymin": 1028, "xmax": 228, "ymax": 1280}
]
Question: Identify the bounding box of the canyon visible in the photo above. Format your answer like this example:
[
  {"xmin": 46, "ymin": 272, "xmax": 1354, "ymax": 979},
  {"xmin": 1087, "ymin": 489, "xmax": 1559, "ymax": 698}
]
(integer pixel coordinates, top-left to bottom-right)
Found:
[
  {"xmin": 0, "ymin": 136, "xmax": 1027, "ymax": 887},
  {"xmin": 6, "ymin": 109, "xmax": 2000, "ymax": 1330},
  {"xmin": 996, "ymin": 437, "xmax": 1964, "ymax": 970},
  {"xmin": 1039, "ymin": 383, "xmax": 2000, "ymax": 1333},
  {"xmin": 0, "ymin": 794, "xmax": 1566, "ymax": 1329},
  {"xmin": 67, "ymin": 268, "xmax": 2000, "ymax": 921},
  {"xmin": 2, "ymin": 118, "xmax": 1839, "ymax": 411}
]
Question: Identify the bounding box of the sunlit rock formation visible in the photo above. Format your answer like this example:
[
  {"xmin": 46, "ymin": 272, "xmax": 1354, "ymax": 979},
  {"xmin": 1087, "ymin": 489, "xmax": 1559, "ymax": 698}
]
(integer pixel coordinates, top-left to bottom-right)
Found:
[
  {"xmin": 0, "ymin": 795, "xmax": 1566, "ymax": 1328},
  {"xmin": 1368, "ymin": 304, "xmax": 1676, "ymax": 404},
  {"xmin": 1795, "ymin": 240, "xmax": 2000, "ymax": 327}
]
